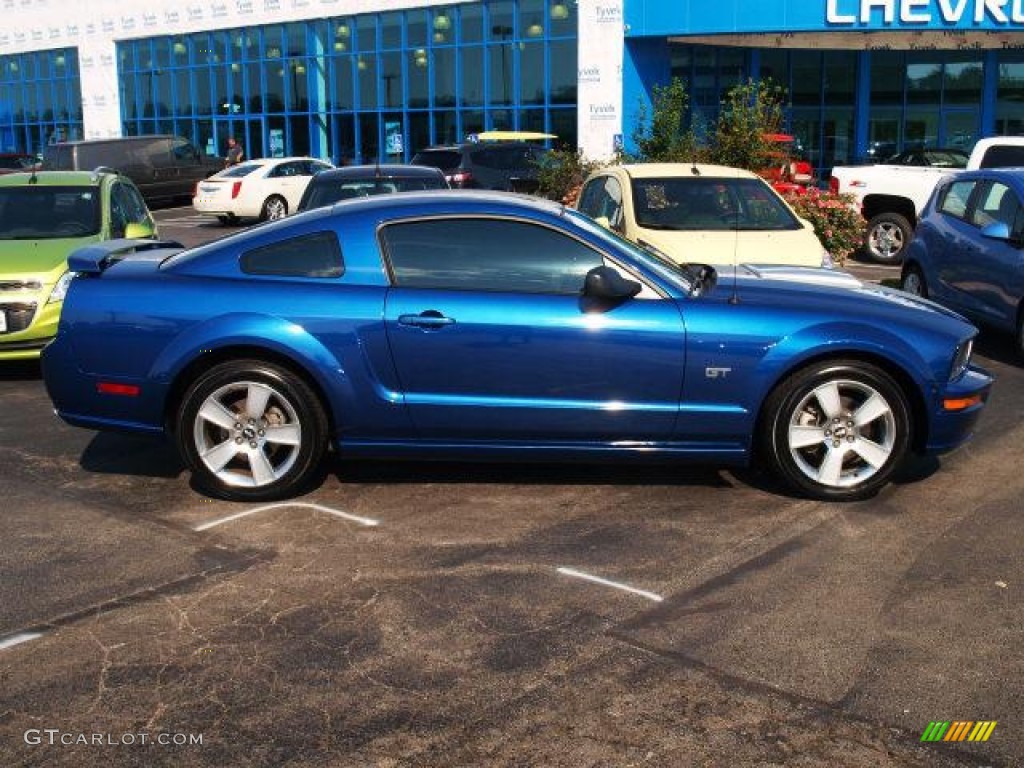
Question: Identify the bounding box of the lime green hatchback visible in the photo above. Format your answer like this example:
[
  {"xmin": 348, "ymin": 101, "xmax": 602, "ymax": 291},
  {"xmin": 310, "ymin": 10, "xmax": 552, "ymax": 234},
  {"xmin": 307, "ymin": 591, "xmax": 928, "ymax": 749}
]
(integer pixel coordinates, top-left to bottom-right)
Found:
[{"xmin": 0, "ymin": 169, "xmax": 157, "ymax": 360}]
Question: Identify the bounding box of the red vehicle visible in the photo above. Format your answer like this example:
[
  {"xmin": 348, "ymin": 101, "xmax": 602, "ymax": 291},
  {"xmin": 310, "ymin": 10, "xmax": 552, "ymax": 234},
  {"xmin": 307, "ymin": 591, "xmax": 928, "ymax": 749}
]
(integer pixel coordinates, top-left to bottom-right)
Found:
[{"xmin": 758, "ymin": 134, "xmax": 815, "ymax": 195}]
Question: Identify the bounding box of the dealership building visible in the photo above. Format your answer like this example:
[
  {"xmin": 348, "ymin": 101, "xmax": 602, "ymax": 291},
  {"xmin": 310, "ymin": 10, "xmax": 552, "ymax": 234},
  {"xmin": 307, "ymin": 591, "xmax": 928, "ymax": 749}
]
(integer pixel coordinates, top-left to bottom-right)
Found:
[{"xmin": 0, "ymin": 0, "xmax": 1021, "ymax": 174}]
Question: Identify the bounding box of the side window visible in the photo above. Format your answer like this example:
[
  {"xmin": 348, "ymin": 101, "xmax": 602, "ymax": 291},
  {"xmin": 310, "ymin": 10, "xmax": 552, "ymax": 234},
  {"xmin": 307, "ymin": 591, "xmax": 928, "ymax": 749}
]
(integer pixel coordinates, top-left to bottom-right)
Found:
[
  {"xmin": 382, "ymin": 218, "xmax": 605, "ymax": 294},
  {"xmin": 112, "ymin": 183, "xmax": 150, "ymax": 226},
  {"xmin": 971, "ymin": 181, "xmax": 1021, "ymax": 232},
  {"xmin": 171, "ymin": 138, "xmax": 199, "ymax": 164},
  {"xmin": 109, "ymin": 185, "xmax": 129, "ymax": 237},
  {"xmin": 577, "ymin": 176, "xmax": 623, "ymax": 230},
  {"xmin": 270, "ymin": 162, "xmax": 300, "ymax": 178},
  {"xmin": 240, "ymin": 231, "xmax": 344, "ymax": 278},
  {"xmin": 938, "ymin": 179, "xmax": 976, "ymax": 220}
]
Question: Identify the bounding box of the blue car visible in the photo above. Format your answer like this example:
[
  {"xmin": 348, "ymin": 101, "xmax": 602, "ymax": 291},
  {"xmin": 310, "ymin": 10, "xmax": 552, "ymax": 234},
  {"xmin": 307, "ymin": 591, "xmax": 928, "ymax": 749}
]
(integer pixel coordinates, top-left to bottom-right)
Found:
[
  {"xmin": 42, "ymin": 191, "xmax": 992, "ymax": 502},
  {"xmin": 901, "ymin": 168, "xmax": 1024, "ymax": 358}
]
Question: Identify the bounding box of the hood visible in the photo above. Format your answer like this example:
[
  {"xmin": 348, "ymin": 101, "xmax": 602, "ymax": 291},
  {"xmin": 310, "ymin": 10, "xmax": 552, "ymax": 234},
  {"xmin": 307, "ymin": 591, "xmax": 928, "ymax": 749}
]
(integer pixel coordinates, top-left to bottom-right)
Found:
[
  {"xmin": 635, "ymin": 225, "xmax": 827, "ymax": 269},
  {"xmin": 714, "ymin": 263, "xmax": 974, "ymax": 329},
  {"xmin": 0, "ymin": 235, "xmax": 98, "ymax": 283}
]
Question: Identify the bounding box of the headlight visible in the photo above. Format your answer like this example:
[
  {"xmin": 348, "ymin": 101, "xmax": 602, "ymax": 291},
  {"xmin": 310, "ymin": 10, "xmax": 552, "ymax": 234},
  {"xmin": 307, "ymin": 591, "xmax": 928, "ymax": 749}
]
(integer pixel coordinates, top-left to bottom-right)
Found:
[
  {"xmin": 950, "ymin": 337, "xmax": 974, "ymax": 381},
  {"xmin": 47, "ymin": 271, "xmax": 78, "ymax": 304}
]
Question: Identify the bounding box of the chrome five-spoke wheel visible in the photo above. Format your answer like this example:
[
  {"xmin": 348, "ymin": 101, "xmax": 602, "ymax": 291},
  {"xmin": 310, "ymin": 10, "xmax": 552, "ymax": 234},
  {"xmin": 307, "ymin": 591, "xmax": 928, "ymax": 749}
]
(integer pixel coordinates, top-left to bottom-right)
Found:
[
  {"xmin": 194, "ymin": 380, "xmax": 302, "ymax": 488},
  {"xmin": 763, "ymin": 360, "xmax": 910, "ymax": 501},
  {"xmin": 178, "ymin": 360, "xmax": 327, "ymax": 500}
]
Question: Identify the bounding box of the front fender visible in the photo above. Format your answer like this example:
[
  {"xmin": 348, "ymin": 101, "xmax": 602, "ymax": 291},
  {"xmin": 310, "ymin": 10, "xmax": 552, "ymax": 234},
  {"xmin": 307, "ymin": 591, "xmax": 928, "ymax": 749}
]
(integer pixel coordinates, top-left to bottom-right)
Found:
[{"xmin": 752, "ymin": 320, "xmax": 939, "ymax": 413}]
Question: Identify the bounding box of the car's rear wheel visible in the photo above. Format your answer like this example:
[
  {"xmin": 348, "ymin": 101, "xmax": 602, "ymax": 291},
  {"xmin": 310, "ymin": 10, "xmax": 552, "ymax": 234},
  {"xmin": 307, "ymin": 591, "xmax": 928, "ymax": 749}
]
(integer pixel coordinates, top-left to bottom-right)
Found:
[
  {"xmin": 261, "ymin": 195, "xmax": 288, "ymax": 221},
  {"xmin": 177, "ymin": 360, "xmax": 327, "ymax": 501},
  {"xmin": 762, "ymin": 360, "xmax": 910, "ymax": 501},
  {"xmin": 900, "ymin": 264, "xmax": 928, "ymax": 298},
  {"xmin": 864, "ymin": 213, "xmax": 913, "ymax": 265}
]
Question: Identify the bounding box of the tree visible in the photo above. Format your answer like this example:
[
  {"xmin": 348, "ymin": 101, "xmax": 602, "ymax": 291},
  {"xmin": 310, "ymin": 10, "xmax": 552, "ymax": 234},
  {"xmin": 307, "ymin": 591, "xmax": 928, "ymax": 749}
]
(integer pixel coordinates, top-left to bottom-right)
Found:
[
  {"xmin": 707, "ymin": 78, "xmax": 786, "ymax": 171},
  {"xmin": 628, "ymin": 77, "xmax": 699, "ymax": 163}
]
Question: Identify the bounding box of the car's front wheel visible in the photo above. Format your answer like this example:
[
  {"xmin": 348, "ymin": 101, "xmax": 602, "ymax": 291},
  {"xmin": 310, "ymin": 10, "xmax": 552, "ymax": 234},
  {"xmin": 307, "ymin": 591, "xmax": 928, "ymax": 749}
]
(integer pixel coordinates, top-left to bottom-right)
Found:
[
  {"xmin": 900, "ymin": 264, "xmax": 928, "ymax": 298},
  {"xmin": 762, "ymin": 360, "xmax": 911, "ymax": 501},
  {"xmin": 864, "ymin": 212, "xmax": 913, "ymax": 265},
  {"xmin": 177, "ymin": 360, "xmax": 327, "ymax": 501},
  {"xmin": 261, "ymin": 195, "xmax": 288, "ymax": 221}
]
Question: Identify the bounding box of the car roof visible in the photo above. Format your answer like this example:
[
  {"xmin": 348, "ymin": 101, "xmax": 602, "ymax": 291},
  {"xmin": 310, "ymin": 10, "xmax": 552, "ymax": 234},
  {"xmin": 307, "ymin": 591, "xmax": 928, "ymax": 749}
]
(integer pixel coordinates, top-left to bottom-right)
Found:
[
  {"xmin": 415, "ymin": 142, "xmax": 540, "ymax": 152},
  {"xmin": 316, "ymin": 188, "xmax": 564, "ymax": 217},
  {"xmin": 240, "ymin": 156, "xmax": 324, "ymax": 167},
  {"xmin": 0, "ymin": 169, "xmax": 108, "ymax": 187},
  {"xmin": 314, "ymin": 164, "xmax": 445, "ymax": 180},
  {"xmin": 948, "ymin": 166, "xmax": 1024, "ymax": 179},
  {"xmin": 605, "ymin": 163, "xmax": 761, "ymax": 180}
]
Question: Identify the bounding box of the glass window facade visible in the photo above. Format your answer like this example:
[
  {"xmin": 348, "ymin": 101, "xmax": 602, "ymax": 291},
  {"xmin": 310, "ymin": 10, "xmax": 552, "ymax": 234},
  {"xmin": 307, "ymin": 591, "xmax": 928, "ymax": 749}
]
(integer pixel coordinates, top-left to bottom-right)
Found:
[
  {"xmin": 0, "ymin": 48, "xmax": 81, "ymax": 154},
  {"xmin": 665, "ymin": 43, "xmax": 1024, "ymax": 177},
  {"xmin": 117, "ymin": 1, "xmax": 577, "ymax": 165}
]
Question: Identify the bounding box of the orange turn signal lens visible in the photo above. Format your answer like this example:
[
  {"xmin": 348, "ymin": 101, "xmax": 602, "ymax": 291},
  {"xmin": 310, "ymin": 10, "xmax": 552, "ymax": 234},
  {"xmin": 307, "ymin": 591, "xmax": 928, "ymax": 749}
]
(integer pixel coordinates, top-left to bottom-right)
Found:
[{"xmin": 943, "ymin": 394, "xmax": 982, "ymax": 411}]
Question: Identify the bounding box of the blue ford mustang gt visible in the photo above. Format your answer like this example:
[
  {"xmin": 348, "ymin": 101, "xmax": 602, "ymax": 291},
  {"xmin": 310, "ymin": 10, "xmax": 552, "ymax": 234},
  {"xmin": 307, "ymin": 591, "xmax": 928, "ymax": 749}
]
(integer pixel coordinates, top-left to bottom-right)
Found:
[{"xmin": 42, "ymin": 191, "xmax": 992, "ymax": 502}]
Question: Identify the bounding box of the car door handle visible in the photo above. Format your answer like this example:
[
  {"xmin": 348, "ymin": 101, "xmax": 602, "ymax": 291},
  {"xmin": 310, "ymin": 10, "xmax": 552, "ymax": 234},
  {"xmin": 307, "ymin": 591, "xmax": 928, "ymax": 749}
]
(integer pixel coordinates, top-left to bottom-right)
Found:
[{"xmin": 397, "ymin": 310, "xmax": 456, "ymax": 329}]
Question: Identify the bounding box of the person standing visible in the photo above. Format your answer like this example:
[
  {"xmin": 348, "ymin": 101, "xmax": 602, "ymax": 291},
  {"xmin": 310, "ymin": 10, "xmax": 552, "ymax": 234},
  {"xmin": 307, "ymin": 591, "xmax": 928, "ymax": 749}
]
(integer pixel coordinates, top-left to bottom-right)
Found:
[{"xmin": 224, "ymin": 136, "xmax": 244, "ymax": 168}]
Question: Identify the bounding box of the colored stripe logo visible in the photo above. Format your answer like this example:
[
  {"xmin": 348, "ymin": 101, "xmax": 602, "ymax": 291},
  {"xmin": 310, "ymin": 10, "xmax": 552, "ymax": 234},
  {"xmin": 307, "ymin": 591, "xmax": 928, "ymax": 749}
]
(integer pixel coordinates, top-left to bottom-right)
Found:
[{"xmin": 921, "ymin": 721, "xmax": 997, "ymax": 742}]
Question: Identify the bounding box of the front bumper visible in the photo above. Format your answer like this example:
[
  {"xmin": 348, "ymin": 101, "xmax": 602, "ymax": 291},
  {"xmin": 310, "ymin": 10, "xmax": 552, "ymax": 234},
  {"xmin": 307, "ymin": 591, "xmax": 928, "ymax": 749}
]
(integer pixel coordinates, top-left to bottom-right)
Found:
[
  {"xmin": 0, "ymin": 299, "xmax": 60, "ymax": 360},
  {"xmin": 924, "ymin": 364, "xmax": 994, "ymax": 454}
]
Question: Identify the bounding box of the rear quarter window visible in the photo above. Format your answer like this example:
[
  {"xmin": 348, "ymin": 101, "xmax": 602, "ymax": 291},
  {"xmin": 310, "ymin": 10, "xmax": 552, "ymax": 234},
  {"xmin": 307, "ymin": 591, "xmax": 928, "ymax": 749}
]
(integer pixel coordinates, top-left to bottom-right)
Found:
[{"xmin": 240, "ymin": 231, "xmax": 344, "ymax": 278}]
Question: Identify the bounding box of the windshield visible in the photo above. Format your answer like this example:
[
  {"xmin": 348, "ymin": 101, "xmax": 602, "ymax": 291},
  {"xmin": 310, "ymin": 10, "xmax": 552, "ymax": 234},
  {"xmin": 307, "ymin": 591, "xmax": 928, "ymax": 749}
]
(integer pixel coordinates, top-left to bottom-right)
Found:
[
  {"xmin": 631, "ymin": 176, "xmax": 800, "ymax": 232},
  {"xmin": 303, "ymin": 177, "xmax": 446, "ymax": 209},
  {"xmin": 0, "ymin": 186, "xmax": 101, "ymax": 240},
  {"xmin": 566, "ymin": 208, "xmax": 697, "ymax": 291}
]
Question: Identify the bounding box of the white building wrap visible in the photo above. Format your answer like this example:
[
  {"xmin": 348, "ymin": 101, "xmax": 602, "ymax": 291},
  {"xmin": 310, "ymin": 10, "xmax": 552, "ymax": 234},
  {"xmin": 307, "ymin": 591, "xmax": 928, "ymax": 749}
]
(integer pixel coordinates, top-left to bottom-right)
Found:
[{"xmin": 576, "ymin": 0, "xmax": 624, "ymax": 161}]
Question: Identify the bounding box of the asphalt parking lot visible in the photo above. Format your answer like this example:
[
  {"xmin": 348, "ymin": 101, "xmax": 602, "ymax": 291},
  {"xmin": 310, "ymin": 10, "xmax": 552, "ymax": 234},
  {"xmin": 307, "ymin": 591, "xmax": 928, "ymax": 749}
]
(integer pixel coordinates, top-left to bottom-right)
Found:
[{"xmin": 1, "ymin": 206, "xmax": 1021, "ymax": 767}]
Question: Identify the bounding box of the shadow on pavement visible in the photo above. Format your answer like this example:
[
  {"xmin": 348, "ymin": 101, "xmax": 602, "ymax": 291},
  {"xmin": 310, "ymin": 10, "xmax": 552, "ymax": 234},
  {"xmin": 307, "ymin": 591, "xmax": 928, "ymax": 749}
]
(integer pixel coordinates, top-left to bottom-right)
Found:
[
  {"xmin": 80, "ymin": 432, "xmax": 185, "ymax": 478},
  {"xmin": 0, "ymin": 359, "xmax": 42, "ymax": 381}
]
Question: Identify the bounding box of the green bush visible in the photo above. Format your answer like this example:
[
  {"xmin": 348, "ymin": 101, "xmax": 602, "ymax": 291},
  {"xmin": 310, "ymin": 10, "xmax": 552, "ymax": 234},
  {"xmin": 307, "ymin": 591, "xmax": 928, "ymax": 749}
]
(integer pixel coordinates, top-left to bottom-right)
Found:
[
  {"xmin": 780, "ymin": 188, "xmax": 865, "ymax": 266},
  {"xmin": 535, "ymin": 148, "xmax": 603, "ymax": 207},
  {"xmin": 628, "ymin": 78, "xmax": 700, "ymax": 164}
]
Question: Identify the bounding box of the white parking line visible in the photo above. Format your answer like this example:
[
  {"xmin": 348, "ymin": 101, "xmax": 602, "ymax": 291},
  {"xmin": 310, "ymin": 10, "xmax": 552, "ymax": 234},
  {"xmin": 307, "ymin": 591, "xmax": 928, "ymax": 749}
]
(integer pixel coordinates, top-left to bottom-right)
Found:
[
  {"xmin": 556, "ymin": 567, "xmax": 664, "ymax": 602},
  {"xmin": 0, "ymin": 631, "xmax": 44, "ymax": 651},
  {"xmin": 194, "ymin": 501, "xmax": 379, "ymax": 531}
]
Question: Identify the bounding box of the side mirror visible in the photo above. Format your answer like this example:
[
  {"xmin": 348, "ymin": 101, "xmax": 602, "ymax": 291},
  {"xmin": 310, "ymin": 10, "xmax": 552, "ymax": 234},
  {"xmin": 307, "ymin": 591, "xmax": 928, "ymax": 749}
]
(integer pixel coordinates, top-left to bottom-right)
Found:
[
  {"xmin": 980, "ymin": 221, "xmax": 1011, "ymax": 242},
  {"xmin": 583, "ymin": 265, "xmax": 642, "ymax": 301},
  {"xmin": 124, "ymin": 222, "xmax": 156, "ymax": 240}
]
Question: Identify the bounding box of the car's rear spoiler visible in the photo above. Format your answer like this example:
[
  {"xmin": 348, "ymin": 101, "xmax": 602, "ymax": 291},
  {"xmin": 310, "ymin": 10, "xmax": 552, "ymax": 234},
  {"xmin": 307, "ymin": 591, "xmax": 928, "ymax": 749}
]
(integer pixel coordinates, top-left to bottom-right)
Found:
[{"xmin": 68, "ymin": 238, "xmax": 185, "ymax": 274}]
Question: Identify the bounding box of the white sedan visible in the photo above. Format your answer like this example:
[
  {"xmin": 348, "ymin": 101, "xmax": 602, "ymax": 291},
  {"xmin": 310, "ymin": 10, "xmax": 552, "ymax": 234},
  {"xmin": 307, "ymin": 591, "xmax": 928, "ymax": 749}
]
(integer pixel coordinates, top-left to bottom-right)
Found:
[{"xmin": 193, "ymin": 157, "xmax": 335, "ymax": 224}]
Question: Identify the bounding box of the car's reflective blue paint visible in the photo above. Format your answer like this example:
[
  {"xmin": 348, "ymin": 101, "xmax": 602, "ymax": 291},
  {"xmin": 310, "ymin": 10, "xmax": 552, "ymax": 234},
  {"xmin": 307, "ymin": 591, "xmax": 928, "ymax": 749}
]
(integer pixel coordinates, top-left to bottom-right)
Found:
[
  {"xmin": 903, "ymin": 168, "xmax": 1024, "ymax": 336},
  {"xmin": 43, "ymin": 190, "xmax": 991, "ymax": 484}
]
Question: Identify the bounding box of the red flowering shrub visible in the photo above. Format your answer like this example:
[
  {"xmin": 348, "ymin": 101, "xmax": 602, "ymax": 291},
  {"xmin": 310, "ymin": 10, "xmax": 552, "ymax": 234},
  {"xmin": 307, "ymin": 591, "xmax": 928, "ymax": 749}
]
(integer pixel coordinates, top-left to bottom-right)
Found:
[{"xmin": 781, "ymin": 188, "xmax": 865, "ymax": 266}]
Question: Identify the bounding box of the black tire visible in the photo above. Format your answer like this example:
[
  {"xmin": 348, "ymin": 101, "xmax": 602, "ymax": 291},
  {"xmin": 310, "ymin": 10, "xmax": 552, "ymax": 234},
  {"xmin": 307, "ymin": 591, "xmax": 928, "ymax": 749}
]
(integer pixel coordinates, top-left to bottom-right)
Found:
[
  {"xmin": 900, "ymin": 264, "xmax": 928, "ymax": 298},
  {"xmin": 1015, "ymin": 307, "xmax": 1024, "ymax": 362},
  {"xmin": 177, "ymin": 359, "xmax": 327, "ymax": 501},
  {"xmin": 864, "ymin": 212, "xmax": 913, "ymax": 265},
  {"xmin": 261, "ymin": 195, "xmax": 288, "ymax": 221},
  {"xmin": 761, "ymin": 360, "xmax": 911, "ymax": 501}
]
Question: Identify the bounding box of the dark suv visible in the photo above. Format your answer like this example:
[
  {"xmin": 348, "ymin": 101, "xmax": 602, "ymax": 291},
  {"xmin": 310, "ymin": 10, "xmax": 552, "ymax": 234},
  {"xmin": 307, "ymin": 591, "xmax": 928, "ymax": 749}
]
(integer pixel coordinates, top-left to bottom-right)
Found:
[{"xmin": 410, "ymin": 142, "xmax": 546, "ymax": 193}]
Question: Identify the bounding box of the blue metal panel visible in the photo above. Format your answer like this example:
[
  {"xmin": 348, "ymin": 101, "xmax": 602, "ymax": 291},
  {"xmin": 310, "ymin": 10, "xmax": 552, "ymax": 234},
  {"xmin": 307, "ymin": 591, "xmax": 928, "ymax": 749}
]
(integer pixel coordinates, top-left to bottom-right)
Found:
[
  {"xmin": 622, "ymin": 37, "xmax": 672, "ymax": 157},
  {"xmin": 627, "ymin": 0, "xmax": 1024, "ymax": 36}
]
